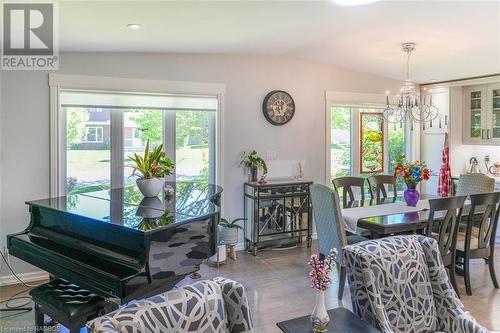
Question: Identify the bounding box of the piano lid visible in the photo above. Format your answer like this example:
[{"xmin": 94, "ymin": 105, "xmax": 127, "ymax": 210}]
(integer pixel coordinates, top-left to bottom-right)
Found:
[{"xmin": 27, "ymin": 181, "xmax": 222, "ymax": 232}]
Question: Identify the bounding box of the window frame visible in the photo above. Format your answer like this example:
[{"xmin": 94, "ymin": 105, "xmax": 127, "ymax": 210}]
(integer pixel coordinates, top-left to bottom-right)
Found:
[
  {"xmin": 325, "ymin": 91, "xmax": 415, "ymax": 186},
  {"xmin": 49, "ymin": 74, "xmax": 225, "ymax": 199}
]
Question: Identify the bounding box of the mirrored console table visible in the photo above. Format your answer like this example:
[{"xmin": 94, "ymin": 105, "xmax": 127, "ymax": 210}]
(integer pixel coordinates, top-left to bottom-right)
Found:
[{"xmin": 243, "ymin": 180, "xmax": 312, "ymax": 256}]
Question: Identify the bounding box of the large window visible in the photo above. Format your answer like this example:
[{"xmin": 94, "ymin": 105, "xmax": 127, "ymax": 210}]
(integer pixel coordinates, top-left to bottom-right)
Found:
[
  {"xmin": 62, "ymin": 91, "xmax": 218, "ymax": 195},
  {"xmin": 330, "ymin": 106, "xmax": 407, "ymax": 186}
]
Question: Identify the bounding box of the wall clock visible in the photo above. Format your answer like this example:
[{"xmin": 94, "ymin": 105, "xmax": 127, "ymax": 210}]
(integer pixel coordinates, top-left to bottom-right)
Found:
[{"xmin": 262, "ymin": 90, "xmax": 295, "ymax": 126}]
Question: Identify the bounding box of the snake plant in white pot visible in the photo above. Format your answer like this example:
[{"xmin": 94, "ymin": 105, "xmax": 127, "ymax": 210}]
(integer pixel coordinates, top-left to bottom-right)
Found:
[
  {"xmin": 219, "ymin": 218, "xmax": 246, "ymax": 245},
  {"xmin": 129, "ymin": 140, "xmax": 175, "ymax": 197}
]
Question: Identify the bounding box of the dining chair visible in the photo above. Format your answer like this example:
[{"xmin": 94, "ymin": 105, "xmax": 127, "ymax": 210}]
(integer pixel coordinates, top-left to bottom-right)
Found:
[
  {"xmin": 456, "ymin": 173, "xmax": 495, "ymax": 196},
  {"xmin": 367, "ymin": 175, "xmax": 397, "ymax": 200},
  {"xmin": 456, "ymin": 192, "xmax": 500, "ymax": 295},
  {"xmin": 310, "ymin": 184, "xmax": 368, "ymax": 300},
  {"xmin": 332, "ymin": 176, "xmax": 365, "ymax": 206},
  {"xmin": 426, "ymin": 195, "xmax": 467, "ymax": 296}
]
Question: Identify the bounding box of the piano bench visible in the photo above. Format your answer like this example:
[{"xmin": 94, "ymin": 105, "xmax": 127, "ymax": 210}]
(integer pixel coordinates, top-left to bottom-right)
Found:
[{"xmin": 30, "ymin": 279, "xmax": 114, "ymax": 333}]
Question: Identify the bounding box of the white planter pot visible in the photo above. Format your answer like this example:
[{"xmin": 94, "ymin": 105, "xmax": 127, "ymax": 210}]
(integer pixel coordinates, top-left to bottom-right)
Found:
[
  {"xmin": 209, "ymin": 245, "xmax": 227, "ymax": 263},
  {"xmin": 136, "ymin": 178, "xmax": 165, "ymax": 198},
  {"xmin": 220, "ymin": 227, "xmax": 239, "ymax": 245}
]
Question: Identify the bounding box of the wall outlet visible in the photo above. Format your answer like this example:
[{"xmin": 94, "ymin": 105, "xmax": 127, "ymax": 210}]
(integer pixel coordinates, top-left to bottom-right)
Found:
[{"xmin": 266, "ymin": 151, "xmax": 277, "ymax": 160}]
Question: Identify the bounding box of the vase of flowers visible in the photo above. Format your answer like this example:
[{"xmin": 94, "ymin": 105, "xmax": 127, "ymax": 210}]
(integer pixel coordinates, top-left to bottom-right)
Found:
[
  {"xmin": 308, "ymin": 248, "xmax": 337, "ymax": 333},
  {"xmin": 129, "ymin": 140, "xmax": 175, "ymax": 197},
  {"xmin": 239, "ymin": 150, "xmax": 268, "ymax": 183},
  {"xmin": 394, "ymin": 156, "xmax": 430, "ymax": 207}
]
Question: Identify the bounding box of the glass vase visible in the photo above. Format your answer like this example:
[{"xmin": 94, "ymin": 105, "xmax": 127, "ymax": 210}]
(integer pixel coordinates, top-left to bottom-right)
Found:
[
  {"xmin": 403, "ymin": 182, "xmax": 420, "ymax": 207},
  {"xmin": 310, "ymin": 290, "xmax": 329, "ymax": 333}
]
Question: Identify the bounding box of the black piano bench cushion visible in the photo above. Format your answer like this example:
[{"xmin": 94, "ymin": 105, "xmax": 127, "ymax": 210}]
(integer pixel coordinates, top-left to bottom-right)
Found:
[
  {"xmin": 30, "ymin": 279, "xmax": 110, "ymax": 321},
  {"xmin": 87, "ymin": 277, "xmax": 254, "ymax": 333}
]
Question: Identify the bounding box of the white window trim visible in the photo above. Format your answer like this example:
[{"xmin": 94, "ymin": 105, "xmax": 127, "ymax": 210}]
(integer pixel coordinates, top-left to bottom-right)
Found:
[
  {"xmin": 49, "ymin": 74, "xmax": 226, "ymax": 204},
  {"xmin": 325, "ymin": 90, "xmax": 418, "ymax": 186}
]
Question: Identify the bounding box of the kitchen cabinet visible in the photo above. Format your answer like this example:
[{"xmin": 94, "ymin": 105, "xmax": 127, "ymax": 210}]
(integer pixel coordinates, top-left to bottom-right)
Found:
[
  {"xmin": 423, "ymin": 87, "xmax": 449, "ymax": 133},
  {"xmin": 463, "ymin": 83, "xmax": 500, "ymax": 145},
  {"xmin": 420, "ymin": 87, "xmax": 449, "ymax": 195}
]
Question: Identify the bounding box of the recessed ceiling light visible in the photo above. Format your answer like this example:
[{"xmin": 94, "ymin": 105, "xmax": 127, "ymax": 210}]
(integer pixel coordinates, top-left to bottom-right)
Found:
[
  {"xmin": 332, "ymin": 0, "xmax": 381, "ymax": 6},
  {"xmin": 127, "ymin": 23, "xmax": 141, "ymax": 30}
]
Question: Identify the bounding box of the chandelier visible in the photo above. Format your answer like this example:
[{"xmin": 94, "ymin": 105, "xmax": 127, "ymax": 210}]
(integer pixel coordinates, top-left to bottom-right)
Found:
[{"xmin": 383, "ymin": 43, "xmax": 440, "ymax": 131}]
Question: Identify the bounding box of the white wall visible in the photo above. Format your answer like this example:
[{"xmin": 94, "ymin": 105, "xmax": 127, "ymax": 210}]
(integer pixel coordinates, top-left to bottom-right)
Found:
[{"xmin": 0, "ymin": 52, "xmax": 401, "ymax": 279}]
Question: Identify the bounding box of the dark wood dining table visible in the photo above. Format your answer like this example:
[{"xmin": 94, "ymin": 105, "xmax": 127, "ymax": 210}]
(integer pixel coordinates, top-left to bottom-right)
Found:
[{"xmin": 340, "ymin": 195, "xmax": 446, "ymax": 237}]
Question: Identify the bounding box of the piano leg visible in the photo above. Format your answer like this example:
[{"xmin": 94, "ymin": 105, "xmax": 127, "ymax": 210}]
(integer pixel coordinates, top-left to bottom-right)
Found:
[{"xmin": 34, "ymin": 304, "xmax": 44, "ymax": 329}]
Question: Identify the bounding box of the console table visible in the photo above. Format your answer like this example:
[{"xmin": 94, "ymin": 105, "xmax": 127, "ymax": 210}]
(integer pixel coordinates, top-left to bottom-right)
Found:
[{"xmin": 243, "ymin": 180, "xmax": 312, "ymax": 256}]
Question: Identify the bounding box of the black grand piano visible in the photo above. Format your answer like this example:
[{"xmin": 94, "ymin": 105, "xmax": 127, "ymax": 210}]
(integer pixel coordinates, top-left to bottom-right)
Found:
[{"xmin": 7, "ymin": 181, "xmax": 221, "ymax": 304}]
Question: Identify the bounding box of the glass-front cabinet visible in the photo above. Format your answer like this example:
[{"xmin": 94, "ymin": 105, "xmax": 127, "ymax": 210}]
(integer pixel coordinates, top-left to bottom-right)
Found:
[
  {"xmin": 463, "ymin": 83, "xmax": 500, "ymax": 145},
  {"xmin": 490, "ymin": 85, "xmax": 500, "ymax": 141}
]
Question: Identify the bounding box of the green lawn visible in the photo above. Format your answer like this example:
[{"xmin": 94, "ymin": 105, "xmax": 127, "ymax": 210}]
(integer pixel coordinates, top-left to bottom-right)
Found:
[{"xmin": 67, "ymin": 145, "xmax": 208, "ymax": 193}]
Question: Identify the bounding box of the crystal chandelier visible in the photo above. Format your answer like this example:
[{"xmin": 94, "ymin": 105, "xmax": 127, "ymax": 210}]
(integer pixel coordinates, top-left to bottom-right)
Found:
[{"xmin": 383, "ymin": 43, "xmax": 440, "ymax": 131}]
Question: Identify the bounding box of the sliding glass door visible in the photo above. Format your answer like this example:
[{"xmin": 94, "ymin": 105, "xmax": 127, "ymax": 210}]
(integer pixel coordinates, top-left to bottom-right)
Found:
[{"xmin": 61, "ymin": 91, "xmax": 218, "ymax": 195}]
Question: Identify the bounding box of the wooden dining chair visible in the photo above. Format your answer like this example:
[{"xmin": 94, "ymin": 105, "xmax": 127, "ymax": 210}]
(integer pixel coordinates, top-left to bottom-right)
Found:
[
  {"xmin": 332, "ymin": 176, "xmax": 365, "ymax": 206},
  {"xmin": 310, "ymin": 184, "xmax": 368, "ymax": 300},
  {"xmin": 456, "ymin": 192, "xmax": 500, "ymax": 295},
  {"xmin": 367, "ymin": 175, "xmax": 397, "ymax": 201},
  {"xmin": 426, "ymin": 195, "xmax": 467, "ymax": 297}
]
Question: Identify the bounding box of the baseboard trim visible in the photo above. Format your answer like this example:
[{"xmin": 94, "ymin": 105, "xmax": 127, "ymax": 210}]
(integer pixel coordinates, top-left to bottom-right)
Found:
[{"xmin": 0, "ymin": 271, "xmax": 49, "ymax": 287}]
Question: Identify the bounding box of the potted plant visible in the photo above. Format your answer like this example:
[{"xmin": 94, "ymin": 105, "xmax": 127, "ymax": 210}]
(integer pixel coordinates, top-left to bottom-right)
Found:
[
  {"xmin": 129, "ymin": 140, "xmax": 175, "ymax": 197},
  {"xmin": 394, "ymin": 155, "xmax": 430, "ymax": 207},
  {"xmin": 240, "ymin": 150, "xmax": 267, "ymax": 183},
  {"xmin": 219, "ymin": 218, "xmax": 245, "ymax": 245}
]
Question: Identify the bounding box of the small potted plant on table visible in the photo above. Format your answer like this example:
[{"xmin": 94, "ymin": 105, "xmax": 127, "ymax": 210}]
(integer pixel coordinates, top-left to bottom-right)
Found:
[
  {"xmin": 129, "ymin": 140, "xmax": 175, "ymax": 197},
  {"xmin": 240, "ymin": 150, "xmax": 267, "ymax": 183}
]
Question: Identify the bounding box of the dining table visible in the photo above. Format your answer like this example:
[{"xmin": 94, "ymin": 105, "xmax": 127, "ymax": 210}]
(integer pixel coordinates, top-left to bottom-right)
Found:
[{"xmin": 340, "ymin": 195, "xmax": 447, "ymax": 238}]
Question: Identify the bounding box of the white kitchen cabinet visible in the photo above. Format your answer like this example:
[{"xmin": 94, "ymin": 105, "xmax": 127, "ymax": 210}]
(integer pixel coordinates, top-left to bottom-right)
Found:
[
  {"xmin": 420, "ymin": 87, "xmax": 449, "ymax": 195},
  {"xmin": 423, "ymin": 87, "xmax": 449, "ymax": 133},
  {"xmin": 487, "ymin": 83, "xmax": 500, "ymax": 144},
  {"xmin": 463, "ymin": 83, "xmax": 500, "ymax": 145}
]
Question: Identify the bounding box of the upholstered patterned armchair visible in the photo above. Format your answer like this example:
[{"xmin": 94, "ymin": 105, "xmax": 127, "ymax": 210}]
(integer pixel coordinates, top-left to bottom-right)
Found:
[
  {"xmin": 343, "ymin": 235, "xmax": 488, "ymax": 333},
  {"xmin": 87, "ymin": 277, "xmax": 253, "ymax": 333}
]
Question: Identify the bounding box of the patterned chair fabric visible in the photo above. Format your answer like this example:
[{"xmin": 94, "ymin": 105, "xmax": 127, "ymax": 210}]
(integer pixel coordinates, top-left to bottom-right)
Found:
[
  {"xmin": 343, "ymin": 235, "xmax": 488, "ymax": 333},
  {"xmin": 87, "ymin": 277, "xmax": 253, "ymax": 333},
  {"xmin": 456, "ymin": 173, "xmax": 495, "ymax": 196}
]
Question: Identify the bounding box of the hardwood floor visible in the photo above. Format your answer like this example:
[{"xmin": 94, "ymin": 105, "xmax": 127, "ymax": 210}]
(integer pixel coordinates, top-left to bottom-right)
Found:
[{"xmin": 1, "ymin": 241, "xmax": 500, "ymax": 332}]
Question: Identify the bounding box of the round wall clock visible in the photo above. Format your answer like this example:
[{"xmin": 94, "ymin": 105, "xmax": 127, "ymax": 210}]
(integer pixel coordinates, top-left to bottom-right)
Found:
[{"xmin": 262, "ymin": 90, "xmax": 295, "ymax": 126}]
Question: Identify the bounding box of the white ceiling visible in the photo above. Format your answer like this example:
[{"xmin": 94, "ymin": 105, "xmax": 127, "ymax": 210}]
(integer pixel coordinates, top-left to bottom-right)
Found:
[{"xmin": 59, "ymin": 0, "xmax": 500, "ymax": 83}]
